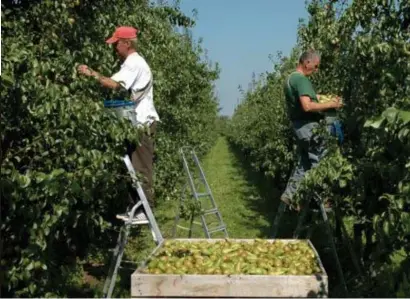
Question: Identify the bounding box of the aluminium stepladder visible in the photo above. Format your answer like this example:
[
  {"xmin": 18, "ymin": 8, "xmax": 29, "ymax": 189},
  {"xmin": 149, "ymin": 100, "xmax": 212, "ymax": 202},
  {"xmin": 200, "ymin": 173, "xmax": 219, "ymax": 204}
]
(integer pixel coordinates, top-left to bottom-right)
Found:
[
  {"xmin": 272, "ymin": 192, "xmax": 363, "ymax": 296},
  {"xmin": 172, "ymin": 146, "xmax": 229, "ymax": 239},
  {"xmin": 102, "ymin": 154, "xmax": 164, "ymax": 299}
]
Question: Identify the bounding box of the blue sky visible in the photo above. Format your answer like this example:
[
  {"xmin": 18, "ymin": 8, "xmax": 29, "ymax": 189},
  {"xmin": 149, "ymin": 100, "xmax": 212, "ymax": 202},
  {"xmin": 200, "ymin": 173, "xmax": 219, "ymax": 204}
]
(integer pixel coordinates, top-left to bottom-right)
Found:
[{"xmin": 178, "ymin": 0, "xmax": 310, "ymax": 116}]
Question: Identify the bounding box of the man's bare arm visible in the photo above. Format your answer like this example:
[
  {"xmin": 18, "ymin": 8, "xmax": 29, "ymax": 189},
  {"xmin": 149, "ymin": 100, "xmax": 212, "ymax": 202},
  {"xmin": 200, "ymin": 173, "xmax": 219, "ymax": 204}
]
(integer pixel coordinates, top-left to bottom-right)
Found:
[
  {"xmin": 77, "ymin": 64, "xmax": 121, "ymax": 90},
  {"xmin": 299, "ymin": 95, "xmax": 342, "ymax": 112},
  {"xmin": 90, "ymin": 70, "xmax": 121, "ymax": 90}
]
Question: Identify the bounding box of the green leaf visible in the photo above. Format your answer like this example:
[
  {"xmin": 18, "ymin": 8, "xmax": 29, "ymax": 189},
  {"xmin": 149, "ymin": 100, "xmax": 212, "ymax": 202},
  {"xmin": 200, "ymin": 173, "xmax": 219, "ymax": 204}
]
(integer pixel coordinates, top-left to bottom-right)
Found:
[
  {"xmin": 51, "ymin": 168, "xmax": 65, "ymax": 177},
  {"xmin": 398, "ymin": 110, "xmax": 410, "ymax": 124},
  {"xmin": 28, "ymin": 283, "xmax": 36, "ymax": 294},
  {"xmin": 1, "ymin": 73, "xmax": 15, "ymax": 85},
  {"xmin": 339, "ymin": 179, "xmax": 347, "ymax": 188},
  {"xmin": 383, "ymin": 221, "xmax": 389, "ymax": 236},
  {"xmin": 35, "ymin": 172, "xmax": 48, "ymax": 183},
  {"xmin": 26, "ymin": 262, "xmax": 34, "ymax": 271},
  {"xmin": 364, "ymin": 116, "xmax": 385, "ymax": 129},
  {"xmin": 383, "ymin": 107, "xmax": 399, "ymax": 123},
  {"xmin": 71, "ymin": 182, "xmax": 82, "ymax": 193},
  {"xmin": 20, "ymin": 175, "xmax": 31, "ymax": 188}
]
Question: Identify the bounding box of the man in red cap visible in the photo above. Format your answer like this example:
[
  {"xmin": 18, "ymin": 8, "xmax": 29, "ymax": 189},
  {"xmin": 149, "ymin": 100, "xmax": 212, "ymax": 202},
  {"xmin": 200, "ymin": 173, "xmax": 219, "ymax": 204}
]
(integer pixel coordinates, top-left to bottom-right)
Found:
[{"xmin": 77, "ymin": 26, "xmax": 160, "ymax": 223}]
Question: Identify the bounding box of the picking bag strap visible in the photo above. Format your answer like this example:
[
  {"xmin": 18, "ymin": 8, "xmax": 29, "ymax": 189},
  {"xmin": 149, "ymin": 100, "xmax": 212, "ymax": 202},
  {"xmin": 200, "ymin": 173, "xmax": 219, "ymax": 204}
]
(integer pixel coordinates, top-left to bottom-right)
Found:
[
  {"xmin": 286, "ymin": 71, "xmax": 300, "ymax": 90},
  {"xmin": 131, "ymin": 73, "xmax": 153, "ymax": 103}
]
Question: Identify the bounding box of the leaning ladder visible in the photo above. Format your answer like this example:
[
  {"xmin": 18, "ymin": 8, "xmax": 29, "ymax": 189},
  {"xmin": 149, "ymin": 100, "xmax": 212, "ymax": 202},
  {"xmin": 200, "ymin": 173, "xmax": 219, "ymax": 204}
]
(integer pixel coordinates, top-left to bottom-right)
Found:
[
  {"xmin": 272, "ymin": 192, "xmax": 363, "ymax": 296},
  {"xmin": 172, "ymin": 147, "xmax": 228, "ymax": 239},
  {"xmin": 102, "ymin": 155, "xmax": 164, "ymax": 299}
]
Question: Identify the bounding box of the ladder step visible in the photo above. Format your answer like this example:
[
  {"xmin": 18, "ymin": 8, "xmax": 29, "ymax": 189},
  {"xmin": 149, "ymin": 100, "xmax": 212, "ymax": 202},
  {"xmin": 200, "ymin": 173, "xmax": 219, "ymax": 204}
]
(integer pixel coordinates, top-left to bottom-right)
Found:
[
  {"xmin": 116, "ymin": 212, "xmax": 150, "ymax": 225},
  {"xmin": 203, "ymin": 208, "xmax": 218, "ymax": 216},
  {"xmin": 177, "ymin": 224, "xmax": 203, "ymax": 231},
  {"xmin": 208, "ymin": 225, "xmax": 227, "ymax": 234},
  {"xmin": 195, "ymin": 192, "xmax": 210, "ymax": 198},
  {"xmin": 312, "ymin": 207, "xmax": 333, "ymax": 213},
  {"xmin": 176, "ymin": 225, "xmax": 192, "ymax": 231},
  {"xmin": 122, "ymin": 260, "xmax": 138, "ymax": 264}
]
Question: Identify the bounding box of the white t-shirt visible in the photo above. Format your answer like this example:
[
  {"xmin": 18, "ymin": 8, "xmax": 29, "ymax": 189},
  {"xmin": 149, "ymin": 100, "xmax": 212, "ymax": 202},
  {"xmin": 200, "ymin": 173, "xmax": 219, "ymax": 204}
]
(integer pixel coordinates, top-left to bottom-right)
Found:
[{"xmin": 111, "ymin": 52, "xmax": 160, "ymax": 125}]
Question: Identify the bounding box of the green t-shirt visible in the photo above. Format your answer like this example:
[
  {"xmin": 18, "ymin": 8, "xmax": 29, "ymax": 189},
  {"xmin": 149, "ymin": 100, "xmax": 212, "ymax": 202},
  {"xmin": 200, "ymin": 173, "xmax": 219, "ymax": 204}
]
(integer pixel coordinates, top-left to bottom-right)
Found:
[{"xmin": 284, "ymin": 72, "xmax": 323, "ymax": 122}]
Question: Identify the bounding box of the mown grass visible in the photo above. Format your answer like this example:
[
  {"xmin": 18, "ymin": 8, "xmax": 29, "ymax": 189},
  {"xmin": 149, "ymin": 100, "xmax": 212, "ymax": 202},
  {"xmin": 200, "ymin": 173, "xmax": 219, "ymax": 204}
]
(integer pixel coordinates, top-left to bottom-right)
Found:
[{"xmin": 156, "ymin": 136, "xmax": 281, "ymax": 240}]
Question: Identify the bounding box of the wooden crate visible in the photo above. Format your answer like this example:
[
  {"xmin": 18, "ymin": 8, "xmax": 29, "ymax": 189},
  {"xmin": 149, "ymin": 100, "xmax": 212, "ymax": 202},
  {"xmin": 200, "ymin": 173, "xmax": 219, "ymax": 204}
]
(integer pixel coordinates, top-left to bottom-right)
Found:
[{"xmin": 131, "ymin": 238, "xmax": 328, "ymax": 298}]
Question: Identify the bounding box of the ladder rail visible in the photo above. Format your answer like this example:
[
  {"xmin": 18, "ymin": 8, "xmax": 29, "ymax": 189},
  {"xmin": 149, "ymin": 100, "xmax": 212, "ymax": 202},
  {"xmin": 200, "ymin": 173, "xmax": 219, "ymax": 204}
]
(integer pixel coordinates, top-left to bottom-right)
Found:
[
  {"xmin": 103, "ymin": 224, "xmax": 127, "ymax": 296},
  {"xmin": 179, "ymin": 147, "xmax": 211, "ymax": 238},
  {"xmin": 191, "ymin": 149, "xmax": 214, "ymax": 198},
  {"xmin": 103, "ymin": 154, "xmax": 164, "ymax": 298},
  {"xmin": 174, "ymin": 147, "xmax": 228, "ymax": 238},
  {"xmin": 190, "ymin": 149, "xmax": 228, "ymax": 238},
  {"xmin": 103, "ymin": 224, "xmax": 130, "ymax": 298},
  {"xmin": 315, "ymin": 194, "xmax": 348, "ymax": 295},
  {"xmin": 123, "ymin": 155, "xmax": 164, "ymax": 244}
]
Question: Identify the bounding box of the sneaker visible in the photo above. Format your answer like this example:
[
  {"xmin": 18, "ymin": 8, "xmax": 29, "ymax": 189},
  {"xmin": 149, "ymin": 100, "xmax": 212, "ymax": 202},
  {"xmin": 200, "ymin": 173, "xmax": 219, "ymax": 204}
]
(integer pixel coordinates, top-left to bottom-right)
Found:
[{"xmin": 116, "ymin": 211, "xmax": 149, "ymax": 224}]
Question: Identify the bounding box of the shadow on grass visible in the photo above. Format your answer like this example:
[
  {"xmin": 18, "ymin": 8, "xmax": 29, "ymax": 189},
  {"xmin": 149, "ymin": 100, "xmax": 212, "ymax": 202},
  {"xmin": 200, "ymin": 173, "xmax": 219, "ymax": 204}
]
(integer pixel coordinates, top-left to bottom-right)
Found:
[{"xmin": 226, "ymin": 142, "xmax": 300, "ymax": 239}]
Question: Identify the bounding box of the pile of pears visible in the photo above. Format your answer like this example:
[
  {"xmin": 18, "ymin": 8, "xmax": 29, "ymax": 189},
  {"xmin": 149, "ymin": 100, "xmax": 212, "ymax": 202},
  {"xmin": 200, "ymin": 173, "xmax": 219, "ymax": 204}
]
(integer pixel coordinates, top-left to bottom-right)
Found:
[
  {"xmin": 142, "ymin": 239, "xmax": 321, "ymax": 276},
  {"xmin": 317, "ymin": 94, "xmax": 342, "ymax": 104}
]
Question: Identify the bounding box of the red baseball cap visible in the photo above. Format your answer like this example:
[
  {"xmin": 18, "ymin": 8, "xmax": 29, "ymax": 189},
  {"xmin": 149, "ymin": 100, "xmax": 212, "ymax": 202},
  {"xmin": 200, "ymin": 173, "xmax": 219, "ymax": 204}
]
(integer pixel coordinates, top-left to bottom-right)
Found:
[{"xmin": 106, "ymin": 26, "xmax": 138, "ymax": 44}]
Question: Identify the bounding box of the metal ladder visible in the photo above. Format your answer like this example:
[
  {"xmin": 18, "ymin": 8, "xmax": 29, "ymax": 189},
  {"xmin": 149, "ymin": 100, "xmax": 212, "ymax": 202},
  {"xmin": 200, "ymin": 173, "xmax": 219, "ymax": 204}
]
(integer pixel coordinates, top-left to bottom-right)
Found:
[
  {"xmin": 172, "ymin": 147, "xmax": 228, "ymax": 239},
  {"xmin": 102, "ymin": 154, "xmax": 164, "ymax": 299},
  {"xmin": 272, "ymin": 192, "xmax": 363, "ymax": 296}
]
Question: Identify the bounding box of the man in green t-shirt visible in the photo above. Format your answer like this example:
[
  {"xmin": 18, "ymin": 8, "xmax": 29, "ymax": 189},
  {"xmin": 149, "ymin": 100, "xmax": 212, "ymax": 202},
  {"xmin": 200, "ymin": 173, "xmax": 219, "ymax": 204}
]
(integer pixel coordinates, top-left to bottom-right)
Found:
[{"xmin": 281, "ymin": 50, "xmax": 342, "ymax": 210}]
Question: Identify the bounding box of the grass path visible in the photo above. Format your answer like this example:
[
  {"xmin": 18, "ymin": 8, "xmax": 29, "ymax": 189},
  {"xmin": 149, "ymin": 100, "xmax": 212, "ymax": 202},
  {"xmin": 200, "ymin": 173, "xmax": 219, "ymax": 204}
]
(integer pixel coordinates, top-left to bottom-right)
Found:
[
  {"xmin": 155, "ymin": 136, "xmax": 281, "ymax": 239},
  {"xmin": 198, "ymin": 137, "xmax": 278, "ymax": 238}
]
